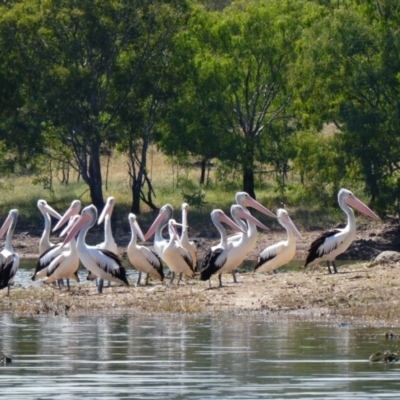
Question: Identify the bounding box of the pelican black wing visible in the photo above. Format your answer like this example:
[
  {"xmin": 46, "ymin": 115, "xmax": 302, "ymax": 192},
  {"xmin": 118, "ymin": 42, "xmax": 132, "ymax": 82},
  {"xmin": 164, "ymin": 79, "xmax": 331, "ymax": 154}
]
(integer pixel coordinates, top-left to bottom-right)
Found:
[{"xmin": 305, "ymin": 229, "xmax": 341, "ymax": 266}]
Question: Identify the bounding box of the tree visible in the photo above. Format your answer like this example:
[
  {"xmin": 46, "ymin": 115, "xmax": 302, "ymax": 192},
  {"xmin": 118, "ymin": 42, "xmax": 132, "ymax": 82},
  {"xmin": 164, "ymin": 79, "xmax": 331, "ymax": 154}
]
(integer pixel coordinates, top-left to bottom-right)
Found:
[
  {"xmin": 293, "ymin": 1, "xmax": 400, "ymax": 210},
  {"xmin": 162, "ymin": 0, "xmax": 306, "ymax": 198}
]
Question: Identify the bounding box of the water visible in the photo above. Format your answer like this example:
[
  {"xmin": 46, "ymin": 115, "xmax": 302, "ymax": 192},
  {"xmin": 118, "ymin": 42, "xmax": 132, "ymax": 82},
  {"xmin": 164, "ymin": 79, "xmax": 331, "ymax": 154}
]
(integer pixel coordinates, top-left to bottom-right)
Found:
[{"xmin": 1, "ymin": 314, "xmax": 400, "ymax": 399}]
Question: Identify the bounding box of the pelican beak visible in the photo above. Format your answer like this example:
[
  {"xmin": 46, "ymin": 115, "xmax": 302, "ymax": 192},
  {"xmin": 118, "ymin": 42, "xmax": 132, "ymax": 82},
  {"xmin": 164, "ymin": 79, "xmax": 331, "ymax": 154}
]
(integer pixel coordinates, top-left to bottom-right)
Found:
[
  {"xmin": 282, "ymin": 214, "xmax": 303, "ymax": 239},
  {"xmin": 235, "ymin": 207, "xmax": 269, "ymax": 230},
  {"xmin": 53, "ymin": 202, "xmax": 81, "ymax": 232},
  {"xmin": 98, "ymin": 198, "xmax": 114, "ymax": 225},
  {"xmin": 59, "ymin": 216, "xmax": 78, "ymax": 237},
  {"xmin": 0, "ymin": 214, "xmax": 12, "ymax": 240},
  {"xmin": 243, "ymin": 196, "xmax": 277, "ymax": 219},
  {"xmin": 62, "ymin": 214, "xmax": 89, "ymax": 247},
  {"xmin": 219, "ymin": 213, "xmax": 246, "ymax": 233},
  {"xmin": 130, "ymin": 217, "xmax": 145, "ymax": 242},
  {"xmin": 346, "ymin": 196, "xmax": 380, "ymax": 220},
  {"xmin": 42, "ymin": 204, "xmax": 62, "ymax": 220},
  {"xmin": 144, "ymin": 212, "xmax": 166, "ymax": 241}
]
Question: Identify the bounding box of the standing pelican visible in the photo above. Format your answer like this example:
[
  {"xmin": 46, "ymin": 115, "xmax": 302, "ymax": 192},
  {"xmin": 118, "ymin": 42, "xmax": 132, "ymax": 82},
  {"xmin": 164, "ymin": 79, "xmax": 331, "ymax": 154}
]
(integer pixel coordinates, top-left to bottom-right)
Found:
[
  {"xmin": 62, "ymin": 205, "xmax": 129, "ymax": 294},
  {"xmin": 37, "ymin": 200, "xmax": 62, "ymax": 255},
  {"xmin": 305, "ymin": 188, "xmax": 380, "ymax": 274},
  {"xmin": 180, "ymin": 203, "xmax": 197, "ymax": 271},
  {"xmin": 34, "ymin": 200, "xmax": 81, "ymax": 286},
  {"xmin": 0, "ymin": 210, "xmax": 19, "ymax": 296},
  {"xmin": 255, "ymin": 209, "xmax": 302, "ymax": 273},
  {"xmin": 127, "ymin": 213, "xmax": 164, "ymax": 286},
  {"xmin": 32, "ymin": 215, "xmax": 80, "ymax": 290},
  {"xmin": 206, "ymin": 205, "xmax": 270, "ymax": 287},
  {"xmin": 96, "ymin": 197, "xmax": 118, "ymax": 254},
  {"xmin": 144, "ymin": 204, "xmax": 174, "ymax": 258},
  {"xmin": 87, "ymin": 197, "xmax": 118, "ymax": 285},
  {"xmin": 200, "ymin": 209, "xmax": 245, "ymax": 287},
  {"xmin": 162, "ymin": 219, "xmax": 194, "ymax": 284}
]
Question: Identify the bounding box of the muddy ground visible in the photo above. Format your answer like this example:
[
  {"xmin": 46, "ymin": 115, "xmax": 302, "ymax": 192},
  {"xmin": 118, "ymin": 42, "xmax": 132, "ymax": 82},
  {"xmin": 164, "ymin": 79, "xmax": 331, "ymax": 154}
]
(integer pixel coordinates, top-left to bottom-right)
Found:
[{"xmin": 2, "ymin": 217, "xmax": 400, "ymax": 325}]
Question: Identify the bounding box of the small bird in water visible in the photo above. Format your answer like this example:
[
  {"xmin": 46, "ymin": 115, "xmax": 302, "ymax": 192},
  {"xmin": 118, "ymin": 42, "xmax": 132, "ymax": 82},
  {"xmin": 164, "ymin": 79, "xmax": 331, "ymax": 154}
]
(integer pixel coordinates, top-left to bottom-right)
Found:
[{"xmin": 1, "ymin": 353, "xmax": 12, "ymax": 365}]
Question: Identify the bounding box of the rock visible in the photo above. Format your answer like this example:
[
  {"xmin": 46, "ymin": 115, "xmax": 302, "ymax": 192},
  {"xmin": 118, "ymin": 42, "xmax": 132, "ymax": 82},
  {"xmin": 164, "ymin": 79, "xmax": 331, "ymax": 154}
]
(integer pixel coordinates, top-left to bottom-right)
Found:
[{"xmin": 374, "ymin": 251, "xmax": 400, "ymax": 263}]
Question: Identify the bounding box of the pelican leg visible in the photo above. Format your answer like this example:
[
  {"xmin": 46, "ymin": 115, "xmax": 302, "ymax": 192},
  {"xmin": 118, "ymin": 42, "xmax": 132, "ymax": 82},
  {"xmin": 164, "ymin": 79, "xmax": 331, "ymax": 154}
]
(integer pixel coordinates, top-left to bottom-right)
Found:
[
  {"xmin": 232, "ymin": 270, "xmax": 238, "ymax": 283},
  {"xmin": 218, "ymin": 274, "xmax": 223, "ymax": 287},
  {"xmin": 177, "ymin": 273, "xmax": 183, "ymax": 285},
  {"xmin": 67, "ymin": 279, "xmax": 70, "ymax": 291},
  {"xmin": 137, "ymin": 272, "xmax": 142, "ymax": 286},
  {"xmin": 107, "ymin": 281, "xmax": 111, "ymax": 288},
  {"xmin": 7, "ymin": 284, "xmax": 10, "ymax": 297},
  {"xmin": 169, "ymin": 272, "xmax": 176, "ymax": 285},
  {"xmin": 58, "ymin": 279, "xmax": 64, "ymax": 287},
  {"xmin": 145, "ymin": 274, "xmax": 150, "ymax": 286},
  {"xmin": 327, "ymin": 261, "xmax": 332, "ymax": 274},
  {"xmin": 332, "ymin": 261, "xmax": 338, "ymax": 274},
  {"xmin": 98, "ymin": 279, "xmax": 104, "ymax": 294},
  {"xmin": 208, "ymin": 279, "xmax": 212, "ymax": 289}
]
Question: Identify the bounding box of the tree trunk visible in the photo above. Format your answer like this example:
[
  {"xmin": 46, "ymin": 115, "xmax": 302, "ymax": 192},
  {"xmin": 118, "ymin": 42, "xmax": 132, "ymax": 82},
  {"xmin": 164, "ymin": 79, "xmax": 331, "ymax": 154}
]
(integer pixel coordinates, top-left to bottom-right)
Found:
[
  {"xmin": 242, "ymin": 140, "xmax": 256, "ymax": 199},
  {"xmin": 200, "ymin": 159, "xmax": 206, "ymax": 185},
  {"xmin": 88, "ymin": 144, "xmax": 104, "ymax": 211}
]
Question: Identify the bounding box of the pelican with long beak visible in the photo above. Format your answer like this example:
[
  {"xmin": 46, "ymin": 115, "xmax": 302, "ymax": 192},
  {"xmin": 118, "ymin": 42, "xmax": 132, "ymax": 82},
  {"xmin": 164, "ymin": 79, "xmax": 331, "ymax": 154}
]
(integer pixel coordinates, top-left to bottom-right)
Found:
[
  {"xmin": 32, "ymin": 215, "xmax": 80, "ymax": 290},
  {"xmin": 305, "ymin": 188, "xmax": 380, "ymax": 274},
  {"xmin": 213, "ymin": 205, "xmax": 272, "ymax": 286},
  {"xmin": 255, "ymin": 208, "xmax": 302, "ymax": 273},
  {"xmin": 0, "ymin": 209, "xmax": 19, "ymax": 296},
  {"xmin": 34, "ymin": 200, "xmax": 81, "ymax": 287},
  {"xmin": 37, "ymin": 199, "xmax": 62, "ymax": 255},
  {"xmin": 127, "ymin": 213, "xmax": 164, "ymax": 286},
  {"xmin": 62, "ymin": 205, "xmax": 129, "ymax": 293},
  {"xmin": 200, "ymin": 209, "xmax": 245, "ymax": 288}
]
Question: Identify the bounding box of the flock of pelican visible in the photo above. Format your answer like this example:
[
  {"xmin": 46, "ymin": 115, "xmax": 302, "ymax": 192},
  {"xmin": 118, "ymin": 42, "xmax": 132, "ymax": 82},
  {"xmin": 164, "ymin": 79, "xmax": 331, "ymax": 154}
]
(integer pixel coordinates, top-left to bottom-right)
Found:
[{"xmin": 0, "ymin": 188, "xmax": 380, "ymax": 296}]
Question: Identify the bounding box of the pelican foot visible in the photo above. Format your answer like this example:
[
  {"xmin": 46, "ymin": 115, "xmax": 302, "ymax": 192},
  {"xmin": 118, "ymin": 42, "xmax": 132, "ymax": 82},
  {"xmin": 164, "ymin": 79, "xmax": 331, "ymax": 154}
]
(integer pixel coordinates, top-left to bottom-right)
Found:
[{"xmin": 98, "ymin": 279, "xmax": 104, "ymax": 294}]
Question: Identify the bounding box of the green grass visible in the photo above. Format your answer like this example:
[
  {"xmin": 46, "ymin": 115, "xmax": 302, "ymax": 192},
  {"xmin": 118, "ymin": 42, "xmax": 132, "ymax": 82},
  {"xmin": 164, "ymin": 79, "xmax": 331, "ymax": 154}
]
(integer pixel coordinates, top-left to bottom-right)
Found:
[{"xmin": 0, "ymin": 150, "xmax": 367, "ymax": 235}]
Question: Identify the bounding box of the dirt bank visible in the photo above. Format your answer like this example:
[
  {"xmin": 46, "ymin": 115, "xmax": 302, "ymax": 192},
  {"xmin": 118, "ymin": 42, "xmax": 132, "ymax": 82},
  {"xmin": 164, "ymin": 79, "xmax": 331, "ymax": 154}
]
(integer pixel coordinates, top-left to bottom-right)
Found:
[{"xmin": 1, "ymin": 217, "xmax": 400, "ymax": 325}]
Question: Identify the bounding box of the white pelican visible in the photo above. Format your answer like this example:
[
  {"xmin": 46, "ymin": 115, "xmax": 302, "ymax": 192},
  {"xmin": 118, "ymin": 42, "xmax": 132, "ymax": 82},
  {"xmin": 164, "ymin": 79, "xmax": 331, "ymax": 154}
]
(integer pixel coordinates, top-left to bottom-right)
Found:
[
  {"xmin": 62, "ymin": 204, "xmax": 129, "ymax": 293},
  {"xmin": 0, "ymin": 209, "xmax": 20, "ymax": 296},
  {"xmin": 87, "ymin": 197, "xmax": 118, "ymax": 284},
  {"xmin": 305, "ymin": 188, "xmax": 380, "ymax": 274},
  {"xmin": 32, "ymin": 215, "xmax": 80, "ymax": 290},
  {"xmin": 228, "ymin": 192, "xmax": 277, "ymax": 248},
  {"xmin": 255, "ymin": 208, "xmax": 302, "ymax": 273},
  {"xmin": 203, "ymin": 205, "xmax": 270, "ymax": 287},
  {"xmin": 127, "ymin": 213, "xmax": 164, "ymax": 286},
  {"xmin": 34, "ymin": 200, "xmax": 81, "ymax": 286},
  {"xmin": 96, "ymin": 196, "xmax": 118, "ymax": 254},
  {"xmin": 37, "ymin": 199, "xmax": 62, "ymax": 255},
  {"xmin": 144, "ymin": 204, "xmax": 174, "ymax": 258},
  {"xmin": 162, "ymin": 219, "xmax": 194, "ymax": 284},
  {"xmin": 180, "ymin": 203, "xmax": 197, "ymax": 271},
  {"xmin": 200, "ymin": 209, "xmax": 245, "ymax": 287}
]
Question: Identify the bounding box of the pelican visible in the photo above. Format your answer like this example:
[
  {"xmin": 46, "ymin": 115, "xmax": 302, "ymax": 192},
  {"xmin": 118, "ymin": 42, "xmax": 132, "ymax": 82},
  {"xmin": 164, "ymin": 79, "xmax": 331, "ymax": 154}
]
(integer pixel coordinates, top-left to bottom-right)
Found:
[
  {"xmin": 203, "ymin": 205, "xmax": 270, "ymax": 287},
  {"xmin": 87, "ymin": 197, "xmax": 118, "ymax": 284},
  {"xmin": 255, "ymin": 209, "xmax": 302, "ymax": 273},
  {"xmin": 161, "ymin": 219, "xmax": 194, "ymax": 284},
  {"xmin": 127, "ymin": 213, "xmax": 164, "ymax": 286},
  {"xmin": 144, "ymin": 204, "xmax": 174, "ymax": 258},
  {"xmin": 0, "ymin": 210, "xmax": 19, "ymax": 296},
  {"xmin": 62, "ymin": 204, "xmax": 129, "ymax": 294},
  {"xmin": 305, "ymin": 188, "xmax": 380, "ymax": 274},
  {"xmin": 228, "ymin": 192, "xmax": 277, "ymax": 250},
  {"xmin": 32, "ymin": 215, "xmax": 80, "ymax": 290},
  {"xmin": 180, "ymin": 203, "xmax": 197, "ymax": 271},
  {"xmin": 34, "ymin": 200, "xmax": 81, "ymax": 286},
  {"xmin": 37, "ymin": 199, "xmax": 62, "ymax": 255},
  {"xmin": 200, "ymin": 209, "xmax": 245, "ymax": 287}
]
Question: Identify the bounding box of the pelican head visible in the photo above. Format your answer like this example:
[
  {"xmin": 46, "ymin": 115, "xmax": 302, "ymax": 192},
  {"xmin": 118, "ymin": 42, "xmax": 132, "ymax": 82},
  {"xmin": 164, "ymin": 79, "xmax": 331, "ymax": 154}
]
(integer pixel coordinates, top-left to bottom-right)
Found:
[
  {"xmin": 235, "ymin": 192, "xmax": 277, "ymax": 219},
  {"xmin": 53, "ymin": 200, "xmax": 82, "ymax": 232},
  {"xmin": 144, "ymin": 203, "xmax": 173, "ymax": 241},
  {"xmin": 276, "ymin": 209, "xmax": 302, "ymax": 239},
  {"xmin": 338, "ymin": 189, "xmax": 380, "ymax": 220},
  {"xmin": 128, "ymin": 213, "xmax": 145, "ymax": 242},
  {"xmin": 37, "ymin": 200, "xmax": 62, "ymax": 220}
]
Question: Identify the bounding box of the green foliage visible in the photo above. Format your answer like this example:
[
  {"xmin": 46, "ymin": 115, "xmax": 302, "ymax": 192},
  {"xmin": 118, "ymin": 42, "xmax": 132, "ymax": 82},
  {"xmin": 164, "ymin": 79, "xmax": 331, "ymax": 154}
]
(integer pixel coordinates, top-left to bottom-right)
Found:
[{"xmin": 182, "ymin": 189, "xmax": 206, "ymax": 209}]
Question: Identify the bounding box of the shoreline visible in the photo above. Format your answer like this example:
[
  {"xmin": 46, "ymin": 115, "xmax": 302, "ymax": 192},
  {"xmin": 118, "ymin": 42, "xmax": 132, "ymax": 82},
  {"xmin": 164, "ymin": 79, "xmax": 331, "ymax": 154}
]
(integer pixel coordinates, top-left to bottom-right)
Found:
[{"xmin": 2, "ymin": 260, "xmax": 399, "ymax": 327}]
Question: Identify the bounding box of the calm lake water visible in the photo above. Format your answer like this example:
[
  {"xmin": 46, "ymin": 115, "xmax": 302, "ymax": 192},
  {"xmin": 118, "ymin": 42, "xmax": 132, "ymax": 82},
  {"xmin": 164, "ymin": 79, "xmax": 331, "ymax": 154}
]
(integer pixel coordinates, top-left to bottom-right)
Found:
[{"xmin": 1, "ymin": 314, "xmax": 400, "ymax": 399}]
